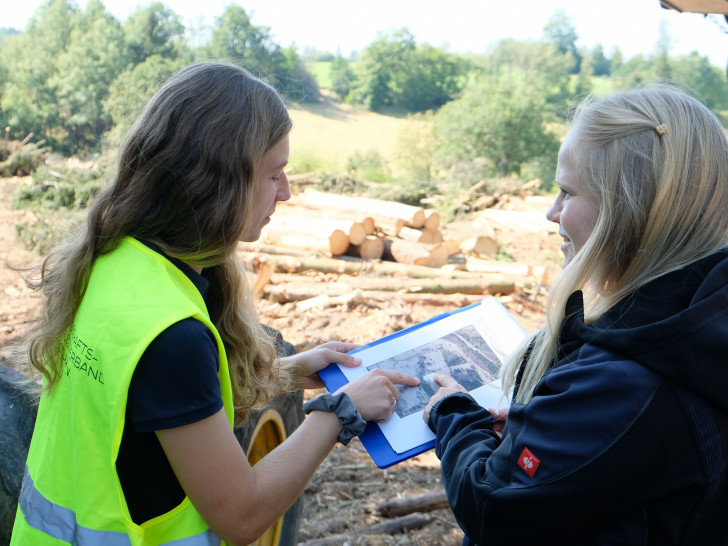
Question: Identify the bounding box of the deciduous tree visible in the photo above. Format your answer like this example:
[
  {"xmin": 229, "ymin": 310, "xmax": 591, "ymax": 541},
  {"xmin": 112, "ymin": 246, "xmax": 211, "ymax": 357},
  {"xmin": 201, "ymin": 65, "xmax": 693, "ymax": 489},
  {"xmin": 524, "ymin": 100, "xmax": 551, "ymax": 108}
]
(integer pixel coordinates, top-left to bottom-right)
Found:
[
  {"xmin": 434, "ymin": 71, "xmax": 560, "ymax": 181},
  {"xmin": 543, "ymin": 9, "xmax": 582, "ymax": 73},
  {"xmin": 123, "ymin": 2, "xmax": 188, "ymax": 64},
  {"xmin": 348, "ymin": 29, "xmax": 465, "ymax": 112},
  {"xmin": 0, "ymin": 0, "xmax": 76, "ymax": 147},
  {"xmin": 50, "ymin": 0, "xmax": 127, "ymax": 151},
  {"xmin": 202, "ymin": 5, "xmax": 318, "ymax": 102},
  {"xmin": 330, "ymin": 56, "xmax": 356, "ymax": 100}
]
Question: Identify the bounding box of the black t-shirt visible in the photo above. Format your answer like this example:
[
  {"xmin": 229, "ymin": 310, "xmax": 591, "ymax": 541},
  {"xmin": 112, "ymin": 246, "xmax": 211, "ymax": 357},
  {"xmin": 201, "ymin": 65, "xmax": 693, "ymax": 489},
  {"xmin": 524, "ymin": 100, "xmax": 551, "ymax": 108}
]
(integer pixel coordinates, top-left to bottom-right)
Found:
[{"xmin": 115, "ymin": 243, "xmax": 223, "ymax": 524}]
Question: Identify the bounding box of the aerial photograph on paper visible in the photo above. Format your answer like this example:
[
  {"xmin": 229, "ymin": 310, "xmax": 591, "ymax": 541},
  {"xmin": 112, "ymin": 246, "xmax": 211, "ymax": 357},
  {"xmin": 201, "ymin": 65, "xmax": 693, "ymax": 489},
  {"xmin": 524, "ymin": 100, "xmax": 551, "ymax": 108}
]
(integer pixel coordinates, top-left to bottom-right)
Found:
[{"xmin": 364, "ymin": 325, "xmax": 501, "ymax": 418}]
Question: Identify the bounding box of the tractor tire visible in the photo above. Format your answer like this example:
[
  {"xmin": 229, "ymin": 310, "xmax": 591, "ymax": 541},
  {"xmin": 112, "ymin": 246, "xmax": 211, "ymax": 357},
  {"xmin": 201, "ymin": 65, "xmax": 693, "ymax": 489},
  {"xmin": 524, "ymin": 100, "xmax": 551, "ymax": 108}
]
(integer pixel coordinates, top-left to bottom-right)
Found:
[
  {"xmin": 234, "ymin": 389, "xmax": 305, "ymax": 546},
  {"xmin": 0, "ymin": 363, "xmax": 38, "ymax": 546},
  {"xmin": 232, "ymin": 326, "xmax": 305, "ymax": 546}
]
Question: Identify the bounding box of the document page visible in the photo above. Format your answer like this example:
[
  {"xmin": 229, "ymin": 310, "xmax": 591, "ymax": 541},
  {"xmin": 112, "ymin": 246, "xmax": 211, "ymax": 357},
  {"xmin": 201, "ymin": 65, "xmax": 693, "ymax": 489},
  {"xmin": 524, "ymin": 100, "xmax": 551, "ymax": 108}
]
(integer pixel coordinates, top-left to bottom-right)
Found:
[{"xmin": 338, "ymin": 297, "xmax": 526, "ymax": 454}]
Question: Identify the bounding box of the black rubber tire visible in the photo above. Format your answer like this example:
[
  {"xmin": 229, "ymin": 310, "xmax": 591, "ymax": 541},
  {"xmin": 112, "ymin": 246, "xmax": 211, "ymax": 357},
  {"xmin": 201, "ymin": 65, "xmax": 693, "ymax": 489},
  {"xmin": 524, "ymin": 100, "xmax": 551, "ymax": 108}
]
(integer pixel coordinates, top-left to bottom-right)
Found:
[
  {"xmin": 0, "ymin": 363, "xmax": 39, "ymax": 546},
  {"xmin": 232, "ymin": 325, "xmax": 305, "ymax": 546},
  {"xmin": 234, "ymin": 389, "xmax": 305, "ymax": 545}
]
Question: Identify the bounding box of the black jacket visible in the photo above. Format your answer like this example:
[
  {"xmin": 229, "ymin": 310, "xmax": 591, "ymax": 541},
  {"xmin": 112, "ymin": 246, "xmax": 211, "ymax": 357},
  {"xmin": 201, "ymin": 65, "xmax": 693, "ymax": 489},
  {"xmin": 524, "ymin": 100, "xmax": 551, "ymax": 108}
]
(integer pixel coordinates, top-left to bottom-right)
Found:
[{"xmin": 429, "ymin": 250, "xmax": 728, "ymax": 545}]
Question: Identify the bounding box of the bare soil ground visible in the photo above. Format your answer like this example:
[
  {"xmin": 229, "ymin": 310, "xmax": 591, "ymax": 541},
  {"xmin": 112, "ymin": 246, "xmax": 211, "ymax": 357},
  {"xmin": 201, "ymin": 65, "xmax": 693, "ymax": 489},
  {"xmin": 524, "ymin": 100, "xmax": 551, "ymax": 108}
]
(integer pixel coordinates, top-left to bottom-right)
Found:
[{"xmin": 0, "ymin": 175, "xmax": 562, "ymax": 545}]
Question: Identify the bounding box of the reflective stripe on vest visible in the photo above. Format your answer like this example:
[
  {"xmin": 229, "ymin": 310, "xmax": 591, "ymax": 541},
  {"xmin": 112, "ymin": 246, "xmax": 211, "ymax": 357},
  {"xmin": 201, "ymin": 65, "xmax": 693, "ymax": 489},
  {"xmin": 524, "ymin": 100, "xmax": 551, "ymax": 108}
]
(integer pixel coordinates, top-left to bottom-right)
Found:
[{"xmin": 20, "ymin": 463, "xmax": 222, "ymax": 546}]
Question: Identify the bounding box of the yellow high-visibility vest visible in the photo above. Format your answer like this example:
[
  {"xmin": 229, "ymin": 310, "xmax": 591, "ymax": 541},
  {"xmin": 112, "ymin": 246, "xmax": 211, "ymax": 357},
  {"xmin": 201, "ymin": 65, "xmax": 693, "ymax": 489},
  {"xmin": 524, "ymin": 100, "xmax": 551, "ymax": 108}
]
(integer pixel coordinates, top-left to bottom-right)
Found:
[{"xmin": 11, "ymin": 237, "xmax": 233, "ymax": 545}]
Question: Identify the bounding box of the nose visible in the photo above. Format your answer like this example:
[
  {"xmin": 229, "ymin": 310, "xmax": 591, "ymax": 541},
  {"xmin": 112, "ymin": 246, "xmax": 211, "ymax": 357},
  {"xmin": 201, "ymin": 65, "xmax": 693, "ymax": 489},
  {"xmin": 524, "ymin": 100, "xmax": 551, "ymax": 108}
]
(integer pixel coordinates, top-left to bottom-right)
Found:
[
  {"xmin": 546, "ymin": 195, "xmax": 561, "ymax": 224},
  {"xmin": 278, "ymin": 171, "xmax": 292, "ymax": 202}
]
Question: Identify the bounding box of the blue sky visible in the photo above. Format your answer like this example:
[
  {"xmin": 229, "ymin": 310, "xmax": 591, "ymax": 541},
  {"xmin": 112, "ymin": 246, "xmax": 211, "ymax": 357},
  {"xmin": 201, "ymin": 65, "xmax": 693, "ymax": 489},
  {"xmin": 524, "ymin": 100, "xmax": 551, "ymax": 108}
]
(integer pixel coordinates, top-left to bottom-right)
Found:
[{"xmin": 5, "ymin": 0, "xmax": 728, "ymax": 68}]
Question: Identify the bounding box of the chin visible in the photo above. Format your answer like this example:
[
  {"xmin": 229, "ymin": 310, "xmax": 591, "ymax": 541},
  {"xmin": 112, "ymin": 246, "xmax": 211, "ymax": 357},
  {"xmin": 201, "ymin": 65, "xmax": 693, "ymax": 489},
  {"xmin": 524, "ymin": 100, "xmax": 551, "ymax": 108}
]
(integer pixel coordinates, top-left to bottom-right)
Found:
[{"xmin": 240, "ymin": 229, "xmax": 261, "ymax": 243}]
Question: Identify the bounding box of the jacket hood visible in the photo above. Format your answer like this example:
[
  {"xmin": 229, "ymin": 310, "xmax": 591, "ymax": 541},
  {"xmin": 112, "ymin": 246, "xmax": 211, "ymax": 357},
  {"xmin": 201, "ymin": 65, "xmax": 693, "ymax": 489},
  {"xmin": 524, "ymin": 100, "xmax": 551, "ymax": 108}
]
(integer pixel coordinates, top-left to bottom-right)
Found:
[{"xmin": 559, "ymin": 249, "xmax": 728, "ymax": 412}]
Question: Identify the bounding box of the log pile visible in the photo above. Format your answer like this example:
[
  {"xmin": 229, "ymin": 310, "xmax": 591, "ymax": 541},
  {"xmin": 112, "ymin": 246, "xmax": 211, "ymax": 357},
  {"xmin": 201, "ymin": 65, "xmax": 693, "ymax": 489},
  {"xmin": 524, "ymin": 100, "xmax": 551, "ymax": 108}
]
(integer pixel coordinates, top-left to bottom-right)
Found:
[
  {"xmin": 247, "ymin": 189, "xmax": 552, "ymax": 304},
  {"xmin": 261, "ymin": 189, "xmax": 505, "ymax": 269}
]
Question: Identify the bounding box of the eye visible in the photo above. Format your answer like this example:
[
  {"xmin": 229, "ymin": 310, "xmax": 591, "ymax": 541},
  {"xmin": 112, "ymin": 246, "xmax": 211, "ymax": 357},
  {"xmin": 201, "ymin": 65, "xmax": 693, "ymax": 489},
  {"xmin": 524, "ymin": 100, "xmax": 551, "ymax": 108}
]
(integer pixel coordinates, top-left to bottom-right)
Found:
[{"xmin": 560, "ymin": 188, "xmax": 571, "ymax": 198}]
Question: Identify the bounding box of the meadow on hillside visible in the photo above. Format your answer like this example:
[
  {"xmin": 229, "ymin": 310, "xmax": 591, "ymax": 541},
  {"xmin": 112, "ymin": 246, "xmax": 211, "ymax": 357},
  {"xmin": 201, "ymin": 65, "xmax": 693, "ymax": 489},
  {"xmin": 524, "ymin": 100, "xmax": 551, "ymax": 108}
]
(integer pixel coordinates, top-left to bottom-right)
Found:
[{"xmin": 287, "ymin": 94, "xmax": 412, "ymax": 176}]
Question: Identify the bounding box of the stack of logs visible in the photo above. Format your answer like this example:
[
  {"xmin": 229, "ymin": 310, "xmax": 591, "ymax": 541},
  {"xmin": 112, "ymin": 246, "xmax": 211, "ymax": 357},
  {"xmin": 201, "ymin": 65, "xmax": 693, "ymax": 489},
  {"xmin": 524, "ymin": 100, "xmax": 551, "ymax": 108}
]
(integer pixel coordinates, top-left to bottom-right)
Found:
[{"xmin": 260, "ymin": 189, "xmax": 500, "ymax": 269}]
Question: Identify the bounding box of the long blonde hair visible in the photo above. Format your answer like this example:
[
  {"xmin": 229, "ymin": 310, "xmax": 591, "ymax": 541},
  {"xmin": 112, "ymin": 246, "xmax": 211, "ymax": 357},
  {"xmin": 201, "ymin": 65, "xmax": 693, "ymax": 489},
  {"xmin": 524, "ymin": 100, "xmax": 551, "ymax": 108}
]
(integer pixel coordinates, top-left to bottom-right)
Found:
[
  {"xmin": 28, "ymin": 62, "xmax": 293, "ymax": 423},
  {"xmin": 503, "ymin": 84, "xmax": 728, "ymax": 404}
]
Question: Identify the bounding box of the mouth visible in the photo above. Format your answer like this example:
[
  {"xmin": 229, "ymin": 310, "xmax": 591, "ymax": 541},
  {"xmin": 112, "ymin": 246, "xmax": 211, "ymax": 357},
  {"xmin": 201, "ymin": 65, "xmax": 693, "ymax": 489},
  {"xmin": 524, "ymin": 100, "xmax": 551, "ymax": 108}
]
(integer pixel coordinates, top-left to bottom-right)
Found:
[{"xmin": 559, "ymin": 235, "xmax": 572, "ymax": 256}]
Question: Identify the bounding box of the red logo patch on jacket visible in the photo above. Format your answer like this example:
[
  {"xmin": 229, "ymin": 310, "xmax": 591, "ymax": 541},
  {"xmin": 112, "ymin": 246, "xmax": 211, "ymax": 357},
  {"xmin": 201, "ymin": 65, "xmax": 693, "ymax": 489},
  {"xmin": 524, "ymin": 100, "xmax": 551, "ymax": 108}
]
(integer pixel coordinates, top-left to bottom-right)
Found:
[{"xmin": 517, "ymin": 447, "xmax": 540, "ymax": 478}]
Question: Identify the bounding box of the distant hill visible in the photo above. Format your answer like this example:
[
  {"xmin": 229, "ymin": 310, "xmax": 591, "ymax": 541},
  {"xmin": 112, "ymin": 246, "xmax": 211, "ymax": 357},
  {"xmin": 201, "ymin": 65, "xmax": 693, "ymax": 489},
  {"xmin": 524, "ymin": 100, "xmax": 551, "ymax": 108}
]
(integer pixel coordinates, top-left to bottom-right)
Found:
[{"xmin": 288, "ymin": 93, "xmax": 410, "ymax": 174}]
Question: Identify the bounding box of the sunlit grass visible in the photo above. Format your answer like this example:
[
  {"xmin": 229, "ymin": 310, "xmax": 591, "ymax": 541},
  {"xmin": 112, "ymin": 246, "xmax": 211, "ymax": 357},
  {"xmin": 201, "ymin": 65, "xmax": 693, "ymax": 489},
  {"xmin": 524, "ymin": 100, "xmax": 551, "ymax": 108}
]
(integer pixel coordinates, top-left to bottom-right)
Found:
[{"xmin": 288, "ymin": 95, "xmax": 410, "ymax": 175}]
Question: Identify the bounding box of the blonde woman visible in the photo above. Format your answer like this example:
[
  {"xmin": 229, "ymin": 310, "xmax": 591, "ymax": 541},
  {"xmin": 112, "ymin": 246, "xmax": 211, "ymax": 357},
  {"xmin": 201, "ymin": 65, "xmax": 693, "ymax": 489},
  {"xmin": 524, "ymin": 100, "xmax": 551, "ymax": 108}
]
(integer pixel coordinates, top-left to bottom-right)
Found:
[
  {"xmin": 12, "ymin": 62, "xmax": 418, "ymax": 545},
  {"xmin": 424, "ymin": 85, "xmax": 728, "ymax": 545}
]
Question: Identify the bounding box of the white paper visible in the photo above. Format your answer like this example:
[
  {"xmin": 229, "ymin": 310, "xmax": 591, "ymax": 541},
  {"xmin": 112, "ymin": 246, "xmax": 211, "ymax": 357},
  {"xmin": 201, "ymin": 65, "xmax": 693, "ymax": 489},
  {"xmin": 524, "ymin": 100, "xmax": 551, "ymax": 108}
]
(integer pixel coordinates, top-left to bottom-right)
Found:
[{"xmin": 338, "ymin": 297, "xmax": 527, "ymax": 454}]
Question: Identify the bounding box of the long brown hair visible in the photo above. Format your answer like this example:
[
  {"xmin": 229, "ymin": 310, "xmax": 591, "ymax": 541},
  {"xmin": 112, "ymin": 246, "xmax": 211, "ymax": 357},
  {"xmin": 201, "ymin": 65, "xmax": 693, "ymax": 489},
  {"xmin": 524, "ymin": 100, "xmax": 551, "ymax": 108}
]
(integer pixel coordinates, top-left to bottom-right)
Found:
[{"xmin": 28, "ymin": 61, "xmax": 293, "ymax": 423}]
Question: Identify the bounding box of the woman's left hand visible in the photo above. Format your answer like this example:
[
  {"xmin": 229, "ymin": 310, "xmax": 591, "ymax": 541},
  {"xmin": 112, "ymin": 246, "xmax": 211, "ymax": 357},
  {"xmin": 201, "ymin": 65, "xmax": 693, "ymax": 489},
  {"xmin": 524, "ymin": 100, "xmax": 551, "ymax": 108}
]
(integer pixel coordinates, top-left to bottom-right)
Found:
[{"xmin": 281, "ymin": 341, "xmax": 362, "ymax": 389}]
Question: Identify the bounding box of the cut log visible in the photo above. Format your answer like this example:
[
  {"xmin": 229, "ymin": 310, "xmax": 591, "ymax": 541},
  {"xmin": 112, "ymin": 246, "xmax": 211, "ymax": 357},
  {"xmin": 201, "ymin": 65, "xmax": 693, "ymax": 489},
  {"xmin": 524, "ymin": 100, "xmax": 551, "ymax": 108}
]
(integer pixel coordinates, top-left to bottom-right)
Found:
[
  {"xmin": 398, "ymin": 226, "xmax": 427, "ymax": 243},
  {"xmin": 420, "ymin": 228, "xmax": 443, "ymax": 245},
  {"xmin": 460, "ymin": 235, "xmax": 498, "ymax": 258},
  {"xmin": 444, "ymin": 238, "xmax": 462, "ymax": 256},
  {"xmin": 295, "ymin": 291, "xmax": 361, "ymax": 312},
  {"xmin": 465, "ymin": 257, "xmax": 545, "ymax": 279},
  {"xmin": 376, "ymin": 218, "xmax": 406, "ymax": 237},
  {"xmin": 360, "ymin": 216, "xmax": 376, "ymax": 234},
  {"xmin": 424, "ymin": 210, "xmax": 440, "ymax": 231},
  {"xmin": 265, "ymin": 283, "xmax": 350, "ymax": 302},
  {"xmin": 345, "ymin": 235, "xmax": 384, "ymax": 260},
  {"xmin": 328, "ymin": 229, "xmax": 350, "ymax": 256},
  {"xmin": 252, "ymin": 262, "xmax": 273, "ymax": 296},
  {"xmin": 293, "ymin": 290, "xmax": 487, "ymax": 311},
  {"xmin": 397, "ymin": 226, "xmax": 443, "ymax": 245},
  {"xmin": 239, "ymin": 242, "xmax": 314, "ymax": 258},
  {"xmin": 264, "ymin": 275, "xmax": 516, "ymax": 302},
  {"xmin": 242, "ymin": 251, "xmax": 502, "ymax": 280},
  {"xmin": 388, "ymin": 239, "xmax": 448, "ymax": 268},
  {"xmin": 263, "ymin": 217, "xmax": 367, "ymax": 247},
  {"xmin": 297, "ymin": 513, "xmax": 433, "ymax": 545},
  {"xmin": 270, "ymin": 234, "xmax": 338, "ymax": 255},
  {"xmin": 400, "ymin": 293, "xmax": 486, "ymax": 306},
  {"xmin": 378, "ymin": 489, "xmax": 449, "ymax": 517}
]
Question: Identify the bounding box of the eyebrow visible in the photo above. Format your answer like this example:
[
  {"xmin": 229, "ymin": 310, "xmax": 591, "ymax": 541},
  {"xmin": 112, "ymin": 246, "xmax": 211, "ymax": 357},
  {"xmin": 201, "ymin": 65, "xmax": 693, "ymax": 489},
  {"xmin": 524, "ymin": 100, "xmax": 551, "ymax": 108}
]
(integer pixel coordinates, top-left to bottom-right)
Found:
[{"xmin": 556, "ymin": 180, "xmax": 576, "ymax": 192}]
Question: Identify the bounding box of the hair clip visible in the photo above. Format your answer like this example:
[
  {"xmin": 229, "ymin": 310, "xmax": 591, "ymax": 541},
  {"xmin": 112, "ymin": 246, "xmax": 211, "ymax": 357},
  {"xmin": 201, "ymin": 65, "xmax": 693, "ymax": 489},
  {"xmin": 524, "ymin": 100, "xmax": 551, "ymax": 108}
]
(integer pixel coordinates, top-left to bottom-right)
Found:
[{"xmin": 655, "ymin": 124, "xmax": 668, "ymax": 137}]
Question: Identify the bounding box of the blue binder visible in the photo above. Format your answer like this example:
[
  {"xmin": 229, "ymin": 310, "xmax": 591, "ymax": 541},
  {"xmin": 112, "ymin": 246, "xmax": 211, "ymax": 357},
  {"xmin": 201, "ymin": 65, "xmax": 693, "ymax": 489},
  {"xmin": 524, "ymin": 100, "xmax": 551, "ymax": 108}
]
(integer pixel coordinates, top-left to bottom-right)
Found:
[{"xmin": 317, "ymin": 302, "xmax": 481, "ymax": 469}]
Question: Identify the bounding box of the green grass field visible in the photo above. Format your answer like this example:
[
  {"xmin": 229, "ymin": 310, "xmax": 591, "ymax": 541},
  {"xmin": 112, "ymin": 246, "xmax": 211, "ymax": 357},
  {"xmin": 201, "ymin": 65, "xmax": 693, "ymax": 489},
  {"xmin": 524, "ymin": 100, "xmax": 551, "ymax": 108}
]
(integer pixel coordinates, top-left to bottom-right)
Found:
[
  {"xmin": 287, "ymin": 94, "xmax": 411, "ymax": 175},
  {"xmin": 306, "ymin": 61, "xmax": 332, "ymax": 89}
]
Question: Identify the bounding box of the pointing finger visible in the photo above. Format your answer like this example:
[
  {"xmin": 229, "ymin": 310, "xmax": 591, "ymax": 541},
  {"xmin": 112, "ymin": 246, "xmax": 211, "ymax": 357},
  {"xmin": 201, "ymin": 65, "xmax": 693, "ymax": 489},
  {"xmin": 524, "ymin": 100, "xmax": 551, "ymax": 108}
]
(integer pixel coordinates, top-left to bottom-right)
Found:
[
  {"xmin": 433, "ymin": 373, "xmax": 460, "ymax": 388},
  {"xmin": 376, "ymin": 370, "xmax": 420, "ymax": 387}
]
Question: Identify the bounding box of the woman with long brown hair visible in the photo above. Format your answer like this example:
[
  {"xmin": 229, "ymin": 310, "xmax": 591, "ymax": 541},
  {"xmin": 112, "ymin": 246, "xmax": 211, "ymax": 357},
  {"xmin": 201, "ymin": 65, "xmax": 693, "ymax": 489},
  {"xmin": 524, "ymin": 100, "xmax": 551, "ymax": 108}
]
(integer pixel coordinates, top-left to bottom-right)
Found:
[{"xmin": 12, "ymin": 61, "xmax": 418, "ymax": 545}]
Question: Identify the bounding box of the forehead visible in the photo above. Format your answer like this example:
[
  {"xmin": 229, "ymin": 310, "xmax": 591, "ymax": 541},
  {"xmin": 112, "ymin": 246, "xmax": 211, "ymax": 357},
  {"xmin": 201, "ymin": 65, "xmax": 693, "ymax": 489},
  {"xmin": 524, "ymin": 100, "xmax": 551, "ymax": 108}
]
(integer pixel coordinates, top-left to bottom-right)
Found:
[
  {"xmin": 260, "ymin": 135, "xmax": 289, "ymax": 169},
  {"xmin": 558, "ymin": 126, "xmax": 582, "ymax": 162}
]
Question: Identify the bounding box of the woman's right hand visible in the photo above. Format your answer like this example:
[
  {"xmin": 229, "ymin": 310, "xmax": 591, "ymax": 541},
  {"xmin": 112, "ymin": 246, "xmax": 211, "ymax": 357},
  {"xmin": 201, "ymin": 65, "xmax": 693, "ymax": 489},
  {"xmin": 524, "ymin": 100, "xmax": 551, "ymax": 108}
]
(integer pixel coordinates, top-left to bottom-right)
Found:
[
  {"xmin": 337, "ymin": 369, "xmax": 420, "ymax": 422},
  {"xmin": 422, "ymin": 373, "xmax": 468, "ymax": 423}
]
